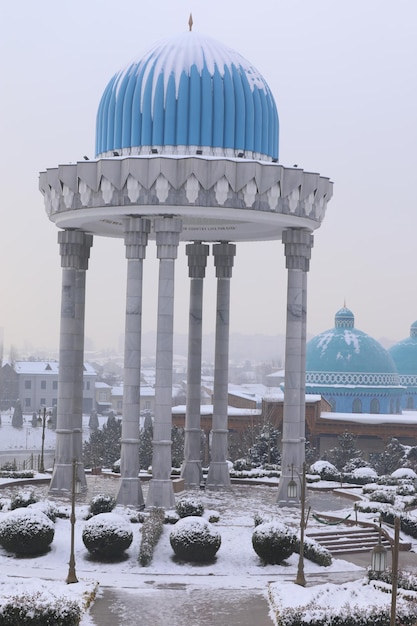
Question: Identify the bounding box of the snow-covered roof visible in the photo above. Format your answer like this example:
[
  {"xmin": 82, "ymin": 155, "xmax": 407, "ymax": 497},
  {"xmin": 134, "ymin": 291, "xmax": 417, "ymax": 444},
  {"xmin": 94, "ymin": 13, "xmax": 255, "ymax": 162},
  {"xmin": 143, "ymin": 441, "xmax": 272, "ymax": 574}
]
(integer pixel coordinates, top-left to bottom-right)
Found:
[
  {"xmin": 320, "ymin": 411, "xmax": 417, "ymax": 425},
  {"xmin": 13, "ymin": 361, "xmax": 96, "ymax": 376}
]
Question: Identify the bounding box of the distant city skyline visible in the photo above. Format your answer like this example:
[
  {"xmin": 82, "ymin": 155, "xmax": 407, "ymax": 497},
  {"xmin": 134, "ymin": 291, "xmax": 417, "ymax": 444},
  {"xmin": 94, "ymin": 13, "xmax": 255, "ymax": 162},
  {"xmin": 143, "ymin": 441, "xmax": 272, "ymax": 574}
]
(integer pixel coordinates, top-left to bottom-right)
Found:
[{"xmin": 1, "ymin": 0, "xmax": 416, "ymax": 354}]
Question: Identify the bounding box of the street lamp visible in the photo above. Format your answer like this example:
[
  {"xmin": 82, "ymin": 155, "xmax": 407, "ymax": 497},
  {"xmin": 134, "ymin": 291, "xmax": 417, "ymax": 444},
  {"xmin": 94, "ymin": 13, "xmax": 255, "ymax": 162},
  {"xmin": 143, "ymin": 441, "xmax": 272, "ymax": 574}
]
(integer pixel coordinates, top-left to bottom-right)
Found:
[
  {"xmin": 66, "ymin": 458, "xmax": 80, "ymax": 584},
  {"xmin": 287, "ymin": 462, "xmax": 307, "ymax": 587},
  {"xmin": 370, "ymin": 515, "xmax": 400, "ymax": 626},
  {"xmin": 37, "ymin": 407, "xmax": 48, "ymax": 473}
]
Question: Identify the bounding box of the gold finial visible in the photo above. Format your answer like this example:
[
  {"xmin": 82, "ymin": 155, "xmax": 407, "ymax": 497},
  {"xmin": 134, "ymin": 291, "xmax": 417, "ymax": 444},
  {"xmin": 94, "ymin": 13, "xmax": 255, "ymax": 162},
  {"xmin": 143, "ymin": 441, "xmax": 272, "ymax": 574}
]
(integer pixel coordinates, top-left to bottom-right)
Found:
[{"xmin": 188, "ymin": 13, "xmax": 193, "ymax": 31}]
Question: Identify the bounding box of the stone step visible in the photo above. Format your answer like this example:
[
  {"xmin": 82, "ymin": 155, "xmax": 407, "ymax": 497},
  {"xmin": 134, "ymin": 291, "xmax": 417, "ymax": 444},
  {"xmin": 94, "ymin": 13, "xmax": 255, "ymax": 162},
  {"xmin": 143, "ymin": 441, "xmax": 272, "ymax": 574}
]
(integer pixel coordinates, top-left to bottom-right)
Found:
[{"xmin": 306, "ymin": 527, "xmax": 405, "ymax": 555}]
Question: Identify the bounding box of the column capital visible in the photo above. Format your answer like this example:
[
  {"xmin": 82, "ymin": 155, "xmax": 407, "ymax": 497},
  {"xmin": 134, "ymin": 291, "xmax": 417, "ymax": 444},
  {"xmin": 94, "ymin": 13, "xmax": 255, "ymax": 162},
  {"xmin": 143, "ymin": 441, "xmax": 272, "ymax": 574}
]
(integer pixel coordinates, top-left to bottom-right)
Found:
[
  {"xmin": 213, "ymin": 242, "xmax": 236, "ymax": 278},
  {"xmin": 282, "ymin": 228, "xmax": 314, "ymax": 271},
  {"xmin": 58, "ymin": 229, "xmax": 93, "ymax": 270},
  {"xmin": 124, "ymin": 217, "xmax": 150, "ymax": 260},
  {"xmin": 186, "ymin": 242, "xmax": 210, "ymax": 278},
  {"xmin": 154, "ymin": 217, "xmax": 182, "ymax": 259}
]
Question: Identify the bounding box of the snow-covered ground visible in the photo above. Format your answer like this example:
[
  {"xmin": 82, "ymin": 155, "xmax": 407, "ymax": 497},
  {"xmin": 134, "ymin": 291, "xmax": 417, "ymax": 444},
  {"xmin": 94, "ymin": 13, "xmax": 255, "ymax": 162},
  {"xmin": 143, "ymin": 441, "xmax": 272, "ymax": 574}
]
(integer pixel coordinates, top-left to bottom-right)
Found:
[{"xmin": 1, "ymin": 422, "xmax": 417, "ymax": 625}]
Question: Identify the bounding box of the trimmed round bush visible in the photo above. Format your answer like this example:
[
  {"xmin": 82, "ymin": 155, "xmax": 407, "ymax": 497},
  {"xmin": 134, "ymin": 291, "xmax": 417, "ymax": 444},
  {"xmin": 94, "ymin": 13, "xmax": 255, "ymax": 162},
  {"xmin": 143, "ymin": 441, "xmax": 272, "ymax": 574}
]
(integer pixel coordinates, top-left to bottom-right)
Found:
[
  {"xmin": 176, "ymin": 496, "xmax": 204, "ymax": 518},
  {"xmin": 252, "ymin": 521, "xmax": 297, "ymax": 564},
  {"xmin": 170, "ymin": 517, "xmax": 221, "ymax": 562},
  {"xmin": 369, "ymin": 489, "xmax": 395, "ymax": 504},
  {"xmin": 89, "ymin": 493, "xmax": 116, "ymax": 516},
  {"xmin": 0, "ymin": 509, "xmax": 54, "ymax": 555},
  {"xmin": 82, "ymin": 513, "xmax": 133, "ymax": 558}
]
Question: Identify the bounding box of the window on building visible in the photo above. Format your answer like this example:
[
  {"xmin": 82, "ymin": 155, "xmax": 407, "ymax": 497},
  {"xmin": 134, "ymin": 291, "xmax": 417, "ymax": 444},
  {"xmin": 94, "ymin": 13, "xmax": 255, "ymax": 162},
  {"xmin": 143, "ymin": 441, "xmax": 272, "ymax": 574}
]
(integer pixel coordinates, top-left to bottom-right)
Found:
[
  {"xmin": 25, "ymin": 380, "xmax": 31, "ymax": 390},
  {"xmin": 41, "ymin": 380, "xmax": 46, "ymax": 390},
  {"xmin": 40, "ymin": 398, "xmax": 46, "ymax": 407},
  {"xmin": 53, "ymin": 381, "xmax": 58, "ymax": 390},
  {"xmin": 25, "ymin": 398, "xmax": 31, "ymax": 408},
  {"xmin": 407, "ymin": 396, "xmax": 414, "ymax": 410},
  {"xmin": 352, "ymin": 398, "xmax": 362, "ymax": 413},
  {"xmin": 52, "ymin": 399, "xmax": 57, "ymax": 406},
  {"xmin": 370, "ymin": 398, "xmax": 380, "ymax": 414},
  {"xmin": 117, "ymin": 400, "xmax": 122, "ymax": 410},
  {"xmin": 99, "ymin": 391, "xmax": 107, "ymax": 401},
  {"xmin": 145, "ymin": 401, "xmax": 151, "ymax": 410}
]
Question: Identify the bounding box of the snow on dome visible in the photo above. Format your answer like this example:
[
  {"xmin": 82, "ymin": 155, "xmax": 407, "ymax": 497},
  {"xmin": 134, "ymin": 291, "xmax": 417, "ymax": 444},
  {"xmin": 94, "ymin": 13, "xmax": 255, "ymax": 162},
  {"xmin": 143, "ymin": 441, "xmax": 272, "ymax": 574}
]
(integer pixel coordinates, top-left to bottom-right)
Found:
[
  {"xmin": 351, "ymin": 466, "xmax": 378, "ymax": 479},
  {"xmin": 95, "ymin": 30, "xmax": 279, "ymax": 160}
]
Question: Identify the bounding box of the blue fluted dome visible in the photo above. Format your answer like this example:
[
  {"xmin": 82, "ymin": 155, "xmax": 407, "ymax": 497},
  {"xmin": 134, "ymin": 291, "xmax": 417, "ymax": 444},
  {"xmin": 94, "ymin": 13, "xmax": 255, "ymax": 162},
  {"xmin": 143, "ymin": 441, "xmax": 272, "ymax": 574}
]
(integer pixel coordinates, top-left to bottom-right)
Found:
[{"xmin": 95, "ymin": 31, "xmax": 279, "ymax": 161}]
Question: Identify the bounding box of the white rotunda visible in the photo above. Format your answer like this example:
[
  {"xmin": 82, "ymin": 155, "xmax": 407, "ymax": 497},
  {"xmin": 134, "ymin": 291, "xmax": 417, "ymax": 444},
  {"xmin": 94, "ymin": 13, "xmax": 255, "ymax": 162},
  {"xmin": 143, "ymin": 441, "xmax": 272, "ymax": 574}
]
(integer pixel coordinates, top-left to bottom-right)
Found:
[{"xmin": 39, "ymin": 22, "xmax": 333, "ymax": 508}]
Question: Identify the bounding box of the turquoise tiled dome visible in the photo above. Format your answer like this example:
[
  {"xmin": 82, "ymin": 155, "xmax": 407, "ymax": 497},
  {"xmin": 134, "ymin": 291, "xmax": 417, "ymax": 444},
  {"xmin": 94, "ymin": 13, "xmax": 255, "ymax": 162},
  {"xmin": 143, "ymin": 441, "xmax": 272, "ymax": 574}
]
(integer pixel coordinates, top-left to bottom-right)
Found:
[
  {"xmin": 306, "ymin": 307, "xmax": 398, "ymax": 377},
  {"xmin": 389, "ymin": 322, "xmax": 417, "ymax": 375},
  {"xmin": 95, "ymin": 30, "xmax": 279, "ymax": 160}
]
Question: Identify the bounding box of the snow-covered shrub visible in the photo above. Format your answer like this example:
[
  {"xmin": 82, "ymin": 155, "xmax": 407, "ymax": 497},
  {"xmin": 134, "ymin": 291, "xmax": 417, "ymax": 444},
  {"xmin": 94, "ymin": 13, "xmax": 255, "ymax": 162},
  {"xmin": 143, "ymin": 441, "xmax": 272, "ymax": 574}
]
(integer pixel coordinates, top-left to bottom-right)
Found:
[
  {"xmin": 296, "ymin": 536, "xmax": 332, "ymax": 567},
  {"xmin": 0, "ymin": 509, "xmax": 54, "ymax": 555},
  {"xmin": 350, "ymin": 466, "xmax": 378, "ymax": 484},
  {"xmin": 252, "ymin": 521, "xmax": 297, "ymax": 564},
  {"xmin": 82, "ymin": 512, "xmax": 133, "ymax": 558},
  {"xmin": 88, "ymin": 493, "xmax": 116, "ymax": 516},
  {"xmin": 170, "ymin": 517, "xmax": 221, "ymax": 562},
  {"xmin": 362, "ymin": 483, "xmax": 379, "ymax": 494},
  {"xmin": 10, "ymin": 489, "xmax": 39, "ymax": 510},
  {"xmin": 377, "ymin": 475, "xmax": 399, "ymax": 486},
  {"xmin": 0, "ymin": 470, "xmax": 34, "ymax": 479},
  {"xmin": 396, "ymin": 483, "xmax": 416, "ymax": 496},
  {"xmin": 176, "ymin": 495, "xmax": 204, "ymax": 518},
  {"xmin": 309, "ymin": 461, "xmax": 339, "ymax": 481},
  {"xmin": 368, "ymin": 568, "xmax": 417, "ymax": 591},
  {"xmin": 355, "ymin": 502, "xmax": 387, "ymax": 514},
  {"xmin": 369, "ymin": 490, "xmax": 395, "ymax": 505},
  {"xmin": 138, "ymin": 507, "xmax": 165, "ymax": 566},
  {"xmin": 233, "ymin": 458, "xmax": 251, "ymax": 471},
  {"xmin": 381, "ymin": 511, "xmax": 417, "ymax": 539},
  {"xmin": 29, "ymin": 499, "xmax": 60, "ymax": 522},
  {"xmin": 0, "ymin": 592, "xmax": 81, "ymax": 626},
  {"xmin": 392, "ymin": 468, "xmax": 417, "ymax": 480}
]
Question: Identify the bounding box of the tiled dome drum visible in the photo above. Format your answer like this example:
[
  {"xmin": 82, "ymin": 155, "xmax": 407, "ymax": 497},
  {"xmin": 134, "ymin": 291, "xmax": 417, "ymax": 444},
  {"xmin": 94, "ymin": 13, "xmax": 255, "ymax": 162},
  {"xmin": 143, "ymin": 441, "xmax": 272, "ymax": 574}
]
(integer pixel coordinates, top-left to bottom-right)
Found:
[{"xmin": 95, "ymin": 31, "xmax": 279, "ymax": 161}]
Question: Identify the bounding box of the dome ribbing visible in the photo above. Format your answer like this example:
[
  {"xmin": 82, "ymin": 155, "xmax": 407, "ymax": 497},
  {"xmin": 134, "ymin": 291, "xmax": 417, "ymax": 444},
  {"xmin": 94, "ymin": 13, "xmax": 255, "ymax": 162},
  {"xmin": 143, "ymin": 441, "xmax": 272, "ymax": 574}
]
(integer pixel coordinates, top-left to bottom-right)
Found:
[{"xmin": 95, "ymin": 31, "xmax": 279, "ymax": 160}]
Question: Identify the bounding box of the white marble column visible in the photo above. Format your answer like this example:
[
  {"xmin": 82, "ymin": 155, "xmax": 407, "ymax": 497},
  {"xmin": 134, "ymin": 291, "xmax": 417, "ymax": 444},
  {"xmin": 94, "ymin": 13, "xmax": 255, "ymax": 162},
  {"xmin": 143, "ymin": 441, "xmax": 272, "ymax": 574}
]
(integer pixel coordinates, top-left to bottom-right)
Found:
[
  {"xmin": 49, "ymin": 230, "xmax": 93, "ymax": 494},
  {"xmin": 276, "ymin": 228, "xmax": 313, "ymax": 505},
  {"xmin": 181, "ymin": 242, "xmax": 209, "ymax": 489},
  {"xmin": 206, "ymin": 242, "xmax": 236, "ymax": 490},
  {"xmin": 117, "ymin": 217, "xmax": 150, "ymax": 508},
  {"xmin": 146, "ymin": 217, "xmax": 182, "ymax": 508}
]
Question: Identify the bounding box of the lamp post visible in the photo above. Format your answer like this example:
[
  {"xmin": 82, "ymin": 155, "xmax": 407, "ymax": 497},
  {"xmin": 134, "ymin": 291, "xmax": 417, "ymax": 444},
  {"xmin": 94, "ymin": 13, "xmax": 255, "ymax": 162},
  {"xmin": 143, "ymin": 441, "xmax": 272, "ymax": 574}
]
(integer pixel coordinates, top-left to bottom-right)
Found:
[
  {"xmin": 287, "ymin": 462, "xmax": 307, "ymax": 587},
  {"xmin": 37, "ymin": 407, "xmax": 48, "ymax": 473},
  {"xmin": 66, "ymin": 458, "xmax": 79, "ymax": 584},
  {"xmin": 370, "ymin": 515, "xmax": 400, "ymax": 626}
]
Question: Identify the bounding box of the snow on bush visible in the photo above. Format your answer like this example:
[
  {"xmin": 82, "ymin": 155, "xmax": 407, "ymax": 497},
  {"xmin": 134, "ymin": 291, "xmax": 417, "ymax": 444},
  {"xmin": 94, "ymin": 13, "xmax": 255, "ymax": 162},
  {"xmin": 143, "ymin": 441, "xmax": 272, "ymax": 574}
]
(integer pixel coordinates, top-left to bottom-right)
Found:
[
  {"xmin": 352, "ymin": 466, "xmax": 378, "ymax": 480},
  {"xmin": 88, "ymin": 493, "xmax": 116, "ymax": 516},
  {"xmin": 392, "ymin": 468, "xmax": 417, "ymax": 480},
  {"xmin": 138, "ymin": 507, "xmax": 165, "ymax": 566},
  {"xmin": 0, "ymin": 508, "xmax": 54, "ymax": 555},
  {"xmin": 29, "ymin": 499, "xmax": 60, "ymax": 522},
  {"xmin": 176, "ymin": 495, "xmax": 204, "ymax": 518},
  {"xmin": 310, "ymin": 461, "xmax": 339, "ymax": 480},
  {"xmin": 268, "ymin": 579, "xmax": 417, "ymax": 626},
  {"xmin": 10, "ymin": 488, "xmax": 39, "ymax": 510},
  {"xmin": 82, "ymin": 512, "xmax": 133, "ymax": 558},
  {"xmin": 170, "ymin": 516, "xmax": 221, "ymax": 562},
  {"xmin": 0, "ymin": 591, "xmax": 81, "ymax": 626},
  {"xmin": 252, "ymin": 521, "xmax": 297, "ymax": 564}
]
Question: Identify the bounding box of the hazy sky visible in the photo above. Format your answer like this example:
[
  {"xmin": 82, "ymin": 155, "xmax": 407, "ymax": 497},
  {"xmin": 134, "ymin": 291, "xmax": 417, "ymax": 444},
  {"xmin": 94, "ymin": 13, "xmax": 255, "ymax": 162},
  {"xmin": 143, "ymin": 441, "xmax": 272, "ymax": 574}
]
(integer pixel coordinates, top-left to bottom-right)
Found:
[{"xmin": 1, "ymin": 0, "xmax": 416, "ymax": 355}]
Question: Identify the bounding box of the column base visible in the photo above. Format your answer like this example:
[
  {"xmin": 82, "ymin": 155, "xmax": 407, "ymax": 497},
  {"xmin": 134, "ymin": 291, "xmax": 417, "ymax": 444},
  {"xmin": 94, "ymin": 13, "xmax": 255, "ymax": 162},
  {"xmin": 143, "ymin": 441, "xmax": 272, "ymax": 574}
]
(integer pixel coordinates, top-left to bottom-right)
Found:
[
  {"xmin": 180, "ymin": 460, "xmax": 202, "ymax": 489},
  {"xmin": 205, "ymin": 462, "xmax": 231, "ymax": 490},
  {"xmin": 48, "ymin": 462, "xmax": 87, "ymax": 495},
  {"xmin": 146, "ymin": 479, "xmax": 176, "ymax": 509},
  {"xmin": 116, "ymin": 477, "xmax": 145, "ymax": 509}
]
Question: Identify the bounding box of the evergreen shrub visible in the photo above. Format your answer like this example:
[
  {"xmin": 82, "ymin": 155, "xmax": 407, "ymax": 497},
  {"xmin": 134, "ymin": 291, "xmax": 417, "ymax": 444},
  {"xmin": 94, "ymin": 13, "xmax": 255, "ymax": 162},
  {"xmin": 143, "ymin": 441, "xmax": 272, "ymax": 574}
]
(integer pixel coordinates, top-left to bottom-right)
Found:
[
  {"xmin": 252, "ymin": 521, "xmax": 297, "ymax": 564},
  {"xmin": 369, "ymin": 490, "xmax": 395, "ymax": 505},
  {"xmin": 82, "ymin": 513, "xmax": 133, "ymax": 558},
  {"xmin": 296, "ymin": 536, "xmax": 333, "ymax": 567},
  {"xmin": 138, "ymin": 507, "xmax": 165, "ymax": 566},
  {"xmin": 170, "ymin": 517, "xmax": 221, "ymax": 562},
  {"xmin": 89, "ymin": 493, "xmax": 116, "ymax": 516},
  {"xmin": 29, "ymin": 499, "xmax": 59, "ymax": 522},
  {"xmin": 10, "ymin": 489, "xmax": 39, "ymax": 510},
  {"xmin": 0, "ymin": 509, "xmax": 54, "ymax": 555},
  {"xmin": 0, "ymin": 592, "xmax": 81, "ymax": 626},
  {"xmin": 176, "ymin": 496, "xmax": 204, "ymax": 518}
]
